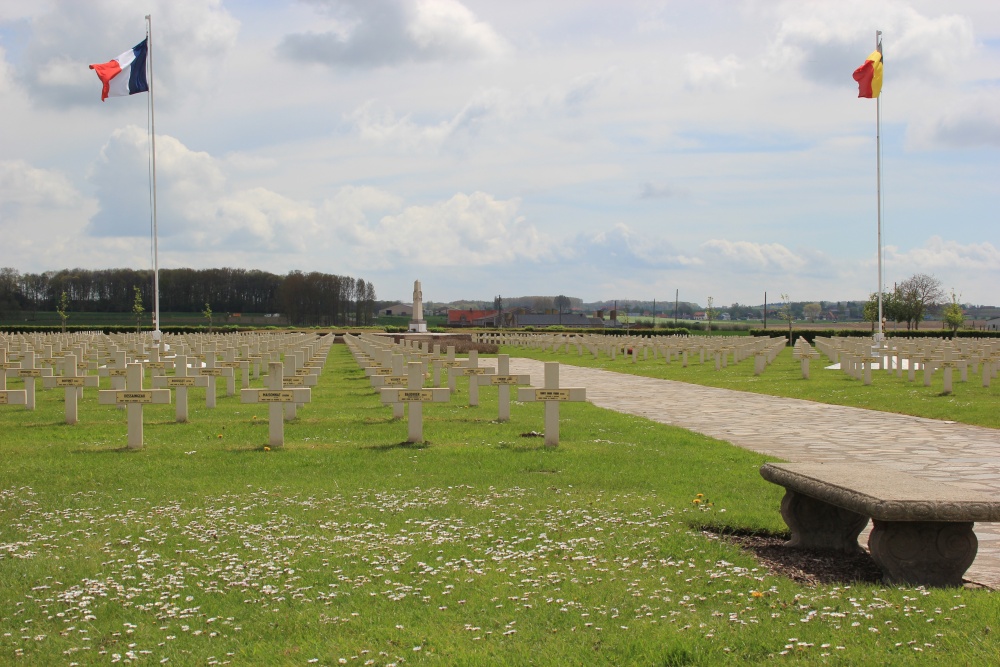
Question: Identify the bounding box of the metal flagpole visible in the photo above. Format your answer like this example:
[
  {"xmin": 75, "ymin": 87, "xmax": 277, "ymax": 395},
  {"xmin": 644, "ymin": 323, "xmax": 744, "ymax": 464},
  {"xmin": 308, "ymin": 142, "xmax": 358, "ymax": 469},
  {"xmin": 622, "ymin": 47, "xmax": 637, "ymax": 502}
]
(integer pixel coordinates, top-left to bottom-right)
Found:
[
  {"xmin": 874, "ymin": 30, "xmax": 884, "ymax": 347},
  {"xmin": 146, "ymin": 14, "xmax": 161, "ymax": 341}
]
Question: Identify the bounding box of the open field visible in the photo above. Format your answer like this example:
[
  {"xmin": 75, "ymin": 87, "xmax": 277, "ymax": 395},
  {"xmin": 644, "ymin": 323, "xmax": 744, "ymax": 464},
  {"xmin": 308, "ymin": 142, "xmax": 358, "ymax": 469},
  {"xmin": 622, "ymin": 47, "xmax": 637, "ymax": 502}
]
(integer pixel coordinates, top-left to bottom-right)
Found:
[
  {"xmin": 1, "ymin": 345, "xmax": 997, "ymax": 664},
  {"xmin": 501, "ymin": 345, "xmax": 1000, "ymax": 430}
]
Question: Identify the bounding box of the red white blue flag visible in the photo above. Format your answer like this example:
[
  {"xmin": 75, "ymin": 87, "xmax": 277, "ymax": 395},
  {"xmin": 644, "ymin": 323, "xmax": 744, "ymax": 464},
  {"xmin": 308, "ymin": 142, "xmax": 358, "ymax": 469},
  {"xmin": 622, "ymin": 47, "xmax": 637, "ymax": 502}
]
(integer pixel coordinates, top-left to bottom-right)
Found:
[{"xmin": 89, "ymin": 39, "xmax": 148, "ymax": 101}]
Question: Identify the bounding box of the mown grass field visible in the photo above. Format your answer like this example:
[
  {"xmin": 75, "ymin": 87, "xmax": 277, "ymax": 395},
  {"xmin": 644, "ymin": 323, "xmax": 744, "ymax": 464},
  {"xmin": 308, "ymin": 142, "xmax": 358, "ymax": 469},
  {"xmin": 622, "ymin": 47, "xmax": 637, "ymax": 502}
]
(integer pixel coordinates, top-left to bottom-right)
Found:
[
  {"xmin": 501, "ymin": 343, "xmax": 1000, "ymax": 429},
  {"xmin": 0, "ymin": 344, "xmax": 997, "ymax": 665}
]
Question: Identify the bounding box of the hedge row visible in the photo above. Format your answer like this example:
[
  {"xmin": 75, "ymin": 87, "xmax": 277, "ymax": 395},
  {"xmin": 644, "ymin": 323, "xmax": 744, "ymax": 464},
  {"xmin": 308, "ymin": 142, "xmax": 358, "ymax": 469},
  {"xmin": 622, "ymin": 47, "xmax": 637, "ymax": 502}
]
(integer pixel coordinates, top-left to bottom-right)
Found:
[{"xmin": 749, "ymin": 329, "xmax": 1000, "ymax": 345}]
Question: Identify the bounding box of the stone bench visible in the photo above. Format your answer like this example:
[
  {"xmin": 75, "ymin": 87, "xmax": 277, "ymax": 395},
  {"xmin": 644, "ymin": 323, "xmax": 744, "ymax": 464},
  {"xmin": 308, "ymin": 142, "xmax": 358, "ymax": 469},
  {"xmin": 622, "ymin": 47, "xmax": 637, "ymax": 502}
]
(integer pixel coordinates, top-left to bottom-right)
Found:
[{"xmin": 760, "ymin": 462, "xmax": 1000, "ymax": 587}]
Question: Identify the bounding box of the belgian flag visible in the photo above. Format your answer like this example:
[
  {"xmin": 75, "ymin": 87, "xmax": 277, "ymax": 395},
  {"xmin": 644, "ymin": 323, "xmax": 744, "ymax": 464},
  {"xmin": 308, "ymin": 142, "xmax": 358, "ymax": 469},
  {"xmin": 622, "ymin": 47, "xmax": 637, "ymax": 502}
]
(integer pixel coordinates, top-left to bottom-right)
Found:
[{"xmin": 853, "ymin": 49, "xmax": 883, "ymax": 99}]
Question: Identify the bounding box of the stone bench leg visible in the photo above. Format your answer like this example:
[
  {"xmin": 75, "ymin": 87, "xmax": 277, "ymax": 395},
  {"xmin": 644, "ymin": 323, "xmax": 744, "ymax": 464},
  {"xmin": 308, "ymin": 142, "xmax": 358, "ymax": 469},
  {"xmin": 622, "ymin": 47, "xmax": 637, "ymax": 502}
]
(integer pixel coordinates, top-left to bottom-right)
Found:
[
  {"xmin": 779, "ymin": 489, "xmax": 868, "ymax": 553},
  {"xmin": 868, "ymin": 520, "xmax": 977, "ymax": 587}
]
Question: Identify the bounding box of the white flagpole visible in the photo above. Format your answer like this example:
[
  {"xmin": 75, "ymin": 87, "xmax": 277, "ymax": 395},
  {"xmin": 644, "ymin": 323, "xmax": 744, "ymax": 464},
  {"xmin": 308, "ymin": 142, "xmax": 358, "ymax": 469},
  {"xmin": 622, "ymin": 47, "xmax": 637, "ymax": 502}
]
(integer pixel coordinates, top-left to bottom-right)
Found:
[
  {"xmin": 875, "ymin": 30, "xmax": 884, "ymax": 346},
  {"xmin": 146, "ymin": 14, "xmax": 161, "ymax": 341}
]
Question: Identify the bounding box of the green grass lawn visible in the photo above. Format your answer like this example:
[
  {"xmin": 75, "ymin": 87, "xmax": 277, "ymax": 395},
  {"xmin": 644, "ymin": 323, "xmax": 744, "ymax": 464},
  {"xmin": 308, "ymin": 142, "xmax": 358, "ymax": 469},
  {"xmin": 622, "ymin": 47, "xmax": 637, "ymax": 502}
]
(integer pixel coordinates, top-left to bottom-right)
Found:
[
  {"xmin": 0, "ymin": 345, "xmax": 997, "ymax": 665},
  {"xmin": 501, "ymin": 344, "xmax": 1000, "ymax": 429}
]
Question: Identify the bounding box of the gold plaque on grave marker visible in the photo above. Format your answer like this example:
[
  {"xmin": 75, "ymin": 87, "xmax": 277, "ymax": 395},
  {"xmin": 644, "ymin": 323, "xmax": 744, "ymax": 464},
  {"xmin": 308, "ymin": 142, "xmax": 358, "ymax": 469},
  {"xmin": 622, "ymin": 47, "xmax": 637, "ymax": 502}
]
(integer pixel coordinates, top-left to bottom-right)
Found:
[
  {"xmin": 118, "ymin": 391, "xmax": 153, "ymax": 403},
  {"xmin": 397, "ymin": 390, "xmax": 433, "ymax": 402},
  {"xmin": 258, "ymin": 390, "xmax": 294, "ymax": 402},
  {"xmin": 166, "ymin": 377, "xmax": 197, "ymax": 387},
  {"xmin": 535, "ymin": 389, "xmax": 571, "ymax": 401},
  {"xmin": 56, "ymin": 377, "xmax": 86, "ymax": 387}
]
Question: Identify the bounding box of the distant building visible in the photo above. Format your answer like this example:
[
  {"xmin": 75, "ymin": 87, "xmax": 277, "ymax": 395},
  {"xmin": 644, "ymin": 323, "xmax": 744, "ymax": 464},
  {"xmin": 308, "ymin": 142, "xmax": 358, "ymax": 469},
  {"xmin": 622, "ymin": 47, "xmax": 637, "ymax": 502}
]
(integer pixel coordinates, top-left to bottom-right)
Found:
[
  {"xmin": 381, "ymin": 303, "xmax": 413, "ymax": 317},
  {"xmin": 509, "ymin": 313, "xmax": 605, "ymax": 328},
  {"xmin": 986, "ymin": 318, "xmax": 1000, "ymax": 331},
  {"xmin": 448, "ymin": 309, "xmax": 498, "ymax": 326}
]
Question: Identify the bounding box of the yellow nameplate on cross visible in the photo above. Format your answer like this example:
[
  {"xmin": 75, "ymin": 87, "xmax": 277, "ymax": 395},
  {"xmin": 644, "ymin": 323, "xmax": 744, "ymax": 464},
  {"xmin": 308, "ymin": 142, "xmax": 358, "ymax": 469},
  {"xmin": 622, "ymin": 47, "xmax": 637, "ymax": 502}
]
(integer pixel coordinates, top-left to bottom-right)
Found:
[
  {"xmin": 491, "ymin": 375, "xmax": 526, "ymax": 385},
  {"xmin": 200, "ymin": 368, "xmax": 224, "ymax": 376},
  {"xmin": 283, "ymin": 376, "xmax": 305, "ymax": 386},
  {"xmin": 0, "ymin": 362, "xmax": 20, "ymax": 370},
  {"xmin": 18, "ymin": 369, "xmax": 42, "ymax": 378},
  {"xmin": 165, "ymin": 377, "xmax": 198, "ymax": 387},
  {"xmin": 461, "ymin": 368, "xmax": 489, "ymax": 375},
  {"xmin": 535, "ymin": 389, "xmax": 570, "ymax": 400},
  {"xmin": 258, "ymin": 390, "xmax": 295, "ymax": 402},
  {"xmin": 56, "ymin": 377, "xmax": 86, "ymax": 387},
  {"xmin": 108, "ymin": 369, "xmax": 127, "ymax": 377},
  {"xmin": 147, "ymin": 362, "xmax": 167, "ymax": 369},
  {"xmin": 119, "ymin": 391, "xmax": 154, "ymax": 403},
  {"xmin": 382, "ymin": 376, "xmax": 407, "ymax": 387},
  {"xmin": 441, "ymin": 361, "xmax": 463, "ymax": 367},
  {"xmin": 397, "ymin": 390, "xmax": 434, "ymax": 402},
  {"xmin": 1, "ymin": 391, "xmax": 28, "ymax": 405}
]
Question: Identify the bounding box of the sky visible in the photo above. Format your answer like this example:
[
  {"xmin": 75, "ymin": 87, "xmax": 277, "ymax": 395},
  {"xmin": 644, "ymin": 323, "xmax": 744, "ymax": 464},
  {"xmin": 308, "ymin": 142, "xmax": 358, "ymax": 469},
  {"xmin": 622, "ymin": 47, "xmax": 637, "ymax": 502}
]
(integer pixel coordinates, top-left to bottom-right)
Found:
[{"xmin": 0, "ymin": 0, "xmax": 998, "ymax": 307}]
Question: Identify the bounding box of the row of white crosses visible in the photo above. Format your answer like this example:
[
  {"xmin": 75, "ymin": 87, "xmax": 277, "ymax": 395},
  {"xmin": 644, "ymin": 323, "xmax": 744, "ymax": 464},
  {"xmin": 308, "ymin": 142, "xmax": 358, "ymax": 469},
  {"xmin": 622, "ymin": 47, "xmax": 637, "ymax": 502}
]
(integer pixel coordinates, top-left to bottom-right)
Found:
[
  {"xmin": 0, "ymin": 331, "xmax": 331, "ymax": 449},
  {"xmin": 477, "ymin": 331, "xmax": 790, "ymax": 374},
  {"xmin": 814, "ymin": 336, "xmax": 999, "ymax": 391},
  {"xmin": 345, "ymin": 334, "xmax": 583, "ymax": 446}
]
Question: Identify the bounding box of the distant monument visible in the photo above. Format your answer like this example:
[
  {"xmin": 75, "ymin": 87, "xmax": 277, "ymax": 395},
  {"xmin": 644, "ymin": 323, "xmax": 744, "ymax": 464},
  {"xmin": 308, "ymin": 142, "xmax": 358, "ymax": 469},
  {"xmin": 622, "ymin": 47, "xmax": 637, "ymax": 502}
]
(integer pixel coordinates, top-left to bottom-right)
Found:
[{"xmin": 409, "ymin": 280, "xmax": 427, "ymax": 333}]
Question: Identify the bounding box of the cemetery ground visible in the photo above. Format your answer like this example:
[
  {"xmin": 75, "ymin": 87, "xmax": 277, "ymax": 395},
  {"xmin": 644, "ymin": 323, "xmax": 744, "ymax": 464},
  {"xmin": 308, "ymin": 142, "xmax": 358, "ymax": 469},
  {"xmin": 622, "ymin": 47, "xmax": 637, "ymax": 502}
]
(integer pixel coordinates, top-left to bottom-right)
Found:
[
  {"xmin": 1, "ymin": 346, "xmax": 998, "ymax": 665},
  {"xmin": 503, "ymin": 345, "xmax": 1000, "ymax": 430}
]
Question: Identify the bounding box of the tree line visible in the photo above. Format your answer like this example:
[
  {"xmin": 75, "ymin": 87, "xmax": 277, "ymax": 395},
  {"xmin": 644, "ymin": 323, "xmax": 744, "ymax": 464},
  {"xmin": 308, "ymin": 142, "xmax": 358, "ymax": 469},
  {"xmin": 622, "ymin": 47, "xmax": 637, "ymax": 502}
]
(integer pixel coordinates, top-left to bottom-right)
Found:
[
  {"xmin": 864, "ymin": 273, "xmax": 946, "ymax": 330},
  {"xmin": 0, "ymin": 267, "xmax": 376, "ymax": 326}
]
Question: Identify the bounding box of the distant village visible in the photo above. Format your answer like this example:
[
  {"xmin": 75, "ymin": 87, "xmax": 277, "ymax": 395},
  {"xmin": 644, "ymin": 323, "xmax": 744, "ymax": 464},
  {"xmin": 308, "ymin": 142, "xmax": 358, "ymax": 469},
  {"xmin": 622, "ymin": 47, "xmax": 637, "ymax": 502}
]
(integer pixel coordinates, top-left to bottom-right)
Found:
[{"xmin": 377, "ymin": 296, "xmax": 1000, "ymax": 331}]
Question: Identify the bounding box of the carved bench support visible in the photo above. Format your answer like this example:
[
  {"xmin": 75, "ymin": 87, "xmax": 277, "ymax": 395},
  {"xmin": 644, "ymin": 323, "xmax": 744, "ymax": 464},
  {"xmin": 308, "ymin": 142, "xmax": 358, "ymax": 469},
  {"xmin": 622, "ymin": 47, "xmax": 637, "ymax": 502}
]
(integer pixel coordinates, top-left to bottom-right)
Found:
[
  {"xmin": 760, "ymin": 463, "xmax": 1000, "ymax": 588},
  {"xmin": 780, "ymin": 489, "xmax": 868, "ymax": 553},
  {"xmin": 868, "ymin": 520, "xmax": 977, "ymax": 587}
]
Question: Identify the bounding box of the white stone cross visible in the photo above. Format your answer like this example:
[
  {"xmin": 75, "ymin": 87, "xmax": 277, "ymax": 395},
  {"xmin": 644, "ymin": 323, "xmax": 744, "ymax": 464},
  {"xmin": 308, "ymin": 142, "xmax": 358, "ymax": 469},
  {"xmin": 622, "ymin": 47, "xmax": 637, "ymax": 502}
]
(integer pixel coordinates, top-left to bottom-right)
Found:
[
  {"xmin": 43, "ymin": 352, "xmax": 99, "ymax": 425},
  {"xmin": 517, "ymin": 362, "xmax": 587, "ymax": 447},
  {"xmin": 0, "ymin": 348, "xmax": 27, "ymax": 408},
  {"xmin": 448, "ymin": 349, "xmax": 495, "ymax": 406},
  {"xmin": 198, "ymin": 346, "xmax": 234, "ymax": 408},
  {"xmin": 98, "ymin": 362, "xmax": 171, "ymax": 449},
  {"xmin": 241, "ymin": 361, "xmax": 312, "ymax": 447},
  {"xmin": 476, "ymin": 354, "xmax": 530, "ymax": 421},
  {"xmin": 16, "ymin": 348, "xmax": 52, "ymax": 410},
  {"xmin": 380, "ymin": 361, "xmax": 449, "ymax": 443},
  {"xmin": 0, "ymin": 347, "xmax": 17, "ymax": 390},
  {"xmin": 152, "ymin": 354, "xmax": 209, "ymax": 423},
  {"xmin": 370, "ymin": 353, "xmax": 408, "ymax": 419},
  {"xmin": 435, "ymin": 346, "xmax": 462, "ymax": 388}
]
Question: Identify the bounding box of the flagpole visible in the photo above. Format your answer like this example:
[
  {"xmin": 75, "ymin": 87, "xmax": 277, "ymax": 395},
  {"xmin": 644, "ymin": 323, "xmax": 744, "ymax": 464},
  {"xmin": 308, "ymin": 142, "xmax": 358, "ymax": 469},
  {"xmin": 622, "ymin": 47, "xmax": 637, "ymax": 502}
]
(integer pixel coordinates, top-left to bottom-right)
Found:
[
  {"xmin": 874, "ymin": 30, "xmax": 884, "ymax": 347},
  {"xmin": 146, "ymin": 14, "xmax": 161, "ymax": 341}
]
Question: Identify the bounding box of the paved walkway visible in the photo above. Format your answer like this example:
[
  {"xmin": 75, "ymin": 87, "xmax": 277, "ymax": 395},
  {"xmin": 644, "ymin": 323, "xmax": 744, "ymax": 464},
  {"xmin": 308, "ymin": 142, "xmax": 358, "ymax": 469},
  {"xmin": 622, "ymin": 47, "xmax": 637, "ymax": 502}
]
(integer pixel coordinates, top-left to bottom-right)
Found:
[{"xmin": 490, "ymin": 358, "xmax": 1000, "ymax": 589}]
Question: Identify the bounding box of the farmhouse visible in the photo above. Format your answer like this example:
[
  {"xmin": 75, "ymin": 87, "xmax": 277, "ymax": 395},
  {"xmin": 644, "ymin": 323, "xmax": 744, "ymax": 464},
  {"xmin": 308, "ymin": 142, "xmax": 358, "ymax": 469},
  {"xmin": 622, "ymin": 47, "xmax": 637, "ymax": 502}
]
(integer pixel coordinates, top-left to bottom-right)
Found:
[{"xmin": 380, "ymin": 303, "xmax": 413, "ymax": 317}]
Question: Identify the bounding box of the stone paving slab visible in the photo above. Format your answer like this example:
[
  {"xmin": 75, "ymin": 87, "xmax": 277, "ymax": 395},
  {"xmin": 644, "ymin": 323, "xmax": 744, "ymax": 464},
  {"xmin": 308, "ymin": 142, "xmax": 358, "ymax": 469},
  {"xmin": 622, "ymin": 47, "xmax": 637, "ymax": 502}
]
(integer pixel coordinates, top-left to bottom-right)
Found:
[{"xmin": 490, "ymin": 358, "xmax": 1000, "ymax": 589}]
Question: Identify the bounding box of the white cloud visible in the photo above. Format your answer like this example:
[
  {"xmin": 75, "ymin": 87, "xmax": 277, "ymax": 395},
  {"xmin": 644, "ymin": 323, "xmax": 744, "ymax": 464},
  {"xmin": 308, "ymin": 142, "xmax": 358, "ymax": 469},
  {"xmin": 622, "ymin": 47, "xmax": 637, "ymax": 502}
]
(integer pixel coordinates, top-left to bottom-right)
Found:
[
  {"xmin": 683, "ymin": 53, "xmax": 743, "ymax": 90},
  {"xmin": 0, "ymin": 159, "xmax": 99, "ymax": 269},
  {"xmin": 321, "ymin": 190, "xmax": 551, "ymax": 269},
  {"xmin": 13, "ymin": 0, "xmax": 239, "ymax": 107},
  {"xmin": 907, "ymin": 91, "xmax": 1000, "ymax": 149},
  {"xmin": 279, "ymin": 0, "xmax": 507, "ymax": 68},
  {"xmin": 350, "ymin": 88, "xmax": 509, "ymax": 151},
  {"xmin": 700, "ymin": 239, "xmax": 808, "ymax": 273},
  {"xmin": 569, "ymin": 223, "xmax": 702, "ymax": 270},
  {"xmin": 0, "ymin": 159, "xmax": 82, "ymax": 211},
  {"xmin": 766, "ymin": 0, "xmax": 974, "ymax": 87},
  {"xmin": 885, "ymin": 236, "xmax": 1000, "ymax": 272},
  {"xmin": 638, "ymin": 182, "xmax": 690, "ymax": 200}
]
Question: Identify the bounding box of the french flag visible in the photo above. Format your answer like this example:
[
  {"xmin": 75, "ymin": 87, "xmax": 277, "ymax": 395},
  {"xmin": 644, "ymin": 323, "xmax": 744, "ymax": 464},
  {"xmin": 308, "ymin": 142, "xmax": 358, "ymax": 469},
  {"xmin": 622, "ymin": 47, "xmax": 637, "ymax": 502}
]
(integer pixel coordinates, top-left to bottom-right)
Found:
[{"xmin": 89, "ymin": 39, "xmax": 148, "ymax": 101}]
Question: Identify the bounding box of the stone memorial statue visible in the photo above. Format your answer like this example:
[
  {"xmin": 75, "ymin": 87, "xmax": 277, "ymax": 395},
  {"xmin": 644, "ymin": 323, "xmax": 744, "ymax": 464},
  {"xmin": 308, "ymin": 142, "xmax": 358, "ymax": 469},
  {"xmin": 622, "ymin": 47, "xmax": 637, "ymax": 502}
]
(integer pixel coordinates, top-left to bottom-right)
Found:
[{"xmin": 409, "ymin": 280, "xmax": 427, "ymax": 333}]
